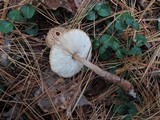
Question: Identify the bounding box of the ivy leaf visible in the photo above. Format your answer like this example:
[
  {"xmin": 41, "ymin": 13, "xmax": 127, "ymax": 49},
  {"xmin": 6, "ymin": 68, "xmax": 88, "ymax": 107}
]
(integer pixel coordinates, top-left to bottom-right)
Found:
[
  {"xmin": 132, "ymin": 22, "xmax": 139, "ymax": 31},
  {"xmin": 115, "ymin": 20, "xmax": 128, "ymax": 31},
  {"xmin": 20, "ymin": 5, "xmax": 35, "ymax": 19},
  {"xmin": 0, "ymin": 20, "xmax": 14, "ymax": 34},
  {"xmin": 25, "ymin": 23, "xmax": 38, "ymax": 36},
  {"xmin": 135, "ymin": 34, "xmax": 147, "ymax": 47},
  {"xmin": 86, "ymin": 11, "xmax": 98, "ymax": 21},
  {"xmin": 7, "ymin": 10, "xmax": 24, "ymax": 21}
]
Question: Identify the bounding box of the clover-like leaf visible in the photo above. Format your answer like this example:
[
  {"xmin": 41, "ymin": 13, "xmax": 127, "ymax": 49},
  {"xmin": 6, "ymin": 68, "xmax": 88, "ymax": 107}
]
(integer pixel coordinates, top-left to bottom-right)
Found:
[
  {"xmin": 7, "ymin": 10, "xmax": 24, "ymax": 21},
  {"xmin": 116, "ymin": 48, "xmax": 125, "ymax": 58},
  {"xmin": 115, "ymin": 20, "xmax": 128, "ymax": 31},
  {"xmin": 20, "ymin": 4, "xmax": 35, "ymax": 19},
  {"xmin": 25, "ymin": 23, "xmax": 38, "ymax": 36},
  {"xmin": 94, "ymin": 3, "xmax": 102, "ymax": 11},
  {"xmin": 111, "ymin": 41, "xmax": 119, "ymax": 51},
  {"xmin": 132, "ymin": 22, "xmax": 139, "ymax": 31},
  {"xmin": 99, "ymin": 46, "xmax": 106, "ymax": 54},
  {"xmin": 0, "ymin": 20, "xmax": 14, "ymax": 34},
  {"xmin": 99, "ymin": 52, "xmax": 109, "ymax": 60},
  {"xmin": 135, "ymin": 34, "xmax": 147, "ymax": 47},
  {"xmin": 86, "ymin": 11, "xmax": 98, "ymax": 21},
  {"xmin": 93, "ymin": 40, "xmax": 100, "ymax": 50},
  {"xmin": 99, "ymin": 34, "xmax": 111, "ymax": 44},
  {"xmin": 129, "ymin": 45, "xmax": 142, "ymax": 56},
  {"xmin": 125, "ymin": 14, "xmax": 134, "ymax": 25},
  {"xmin": 97, "ymin": 3, "xmax": 110, "ymax": 17}
]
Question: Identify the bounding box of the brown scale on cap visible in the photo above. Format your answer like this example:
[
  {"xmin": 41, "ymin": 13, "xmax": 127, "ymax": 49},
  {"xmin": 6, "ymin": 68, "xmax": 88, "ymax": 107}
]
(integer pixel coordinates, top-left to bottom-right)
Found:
[{"xmin": 45, "ymin": 27, "xmax": 67, "ymax": 48}]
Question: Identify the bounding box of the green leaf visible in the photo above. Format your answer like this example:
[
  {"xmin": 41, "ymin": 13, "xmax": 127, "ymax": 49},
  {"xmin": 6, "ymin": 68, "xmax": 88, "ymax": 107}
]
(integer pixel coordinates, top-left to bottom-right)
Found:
[
  {"xmin": 127, "ymin": 102, "xmax": 137, "ymax": 116},
  {"xmin": 99, "ymin": 46, "xmax": 106, "ymax": 54},
  {"xmin": 107, "ymin": 22, "xmax": 115, "ymax": 34},
  {"xmin": 93, "ymin": 40, "xmax": 100, "ymax": 50},
  {"xmin": 25, "ymin": 23, "xmax": 38, "ymax": 36},
  {"xmin": 111, "ymin": 41, "xmax": 119, "ymax": 51},
  {"xmin": 99, "ymin": 52, "xmax": 110, "ymax": 60},
  {"xmin": 99, "ymin": 34, "xmax": 119, "ymax": 50},
  {"xmin": 132, "ymin": 22, "xmax": 139, "ymax": 31},
  {"xmin": 107, "ymin": 37, "xmax": 116, "ymax": 47},
  {"xmin": 0, "ymin": 20, "xmax": 14, "ymax": 34},
  {"xmin": 94, "ymin": 3, "xmax": 102, "ymax": 11},
  {"xmin": 99, "ymin": 34, "xmax": 111, "ymax": 44},
  {"xmin": 135, "ymin": 34, "xmax": 147, "ymax": 47},
  {"xmin": 116, "ymin": 88, "xmax": 129, "ymax": 101},
  {"xmin": 0, "ymin": 84, "xmax": 4, "ymax": 95},
  {"xmin": 20, "ymin": 5, "xmax": 35, "ymax": 19},
  {"xmin": 117, "ymin": 12, "xmax": 129, "ymax": 21},
  {"xmin": 116, "ymin": 48, "xmax": 125, "ymax": 58},
  {"xmin": 86, "ymin": 11, "xmax": 98, "ymax": 21},
  {"xmin": 158, "ymin": 22, "xmax": 160, "ymax": 30},
  {"xmin": 115, "ymin": 20, "xmax": 128, "ymax": 31},
  {"xmin": 129, "ymin": 45, "xmax": 142, "ymax": 56},
  {"xmin": 113, "ymin": 104, "xmax": 128, "ymax": 115},
  {"xmin": 7, "ymin": 10, "xmax": 24, "ymax": 21},
  {"xmin": 125, "ymin": 16, "xmax": 134, "ymax": 25},
  {"xmin": 97, "ymin": 3, "xmax": 110, "ymax": 17}
]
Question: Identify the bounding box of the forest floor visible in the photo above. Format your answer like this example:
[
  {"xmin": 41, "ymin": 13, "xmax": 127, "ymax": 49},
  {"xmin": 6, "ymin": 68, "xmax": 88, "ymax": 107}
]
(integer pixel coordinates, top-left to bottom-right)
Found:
[{"xmin": 0, "ymin": 0, "xmax": 160, "ymax": 120}]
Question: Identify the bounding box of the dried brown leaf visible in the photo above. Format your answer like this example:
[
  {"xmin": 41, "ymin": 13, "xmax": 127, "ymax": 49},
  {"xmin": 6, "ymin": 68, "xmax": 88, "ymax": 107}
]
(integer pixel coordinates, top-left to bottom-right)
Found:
[
  {"xmin": 34, "ymin": 69, "xmax": 76, "ymax": 112},
  {"xmin": 43, "ymin": 0, "xmax": 82, "ymax": 12}
]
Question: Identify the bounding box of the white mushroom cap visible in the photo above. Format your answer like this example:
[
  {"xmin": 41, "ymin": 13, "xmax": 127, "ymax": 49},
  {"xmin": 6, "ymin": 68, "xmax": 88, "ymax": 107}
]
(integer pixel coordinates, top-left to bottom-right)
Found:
[
  {"xmin": 49, "ymin": 29, "xmax": 92, "ymax": 78},
  {"xmin": 46, "ymin": 27, "xmax": 67, "ymax": 48}
]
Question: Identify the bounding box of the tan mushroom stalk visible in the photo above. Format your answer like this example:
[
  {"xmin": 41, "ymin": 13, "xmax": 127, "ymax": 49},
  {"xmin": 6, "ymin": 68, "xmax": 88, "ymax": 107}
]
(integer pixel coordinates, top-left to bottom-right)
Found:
[{"xmin": 46, "ymin": 27, "xmax": 136, "ymax": 98}]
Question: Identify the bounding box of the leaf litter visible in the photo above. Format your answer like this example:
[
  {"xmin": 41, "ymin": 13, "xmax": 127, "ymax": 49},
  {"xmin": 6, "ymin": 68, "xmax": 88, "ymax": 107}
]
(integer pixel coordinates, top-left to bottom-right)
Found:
[{"xmin": 0, "ymin": 0, "xmax": 160, "ymax": 119}]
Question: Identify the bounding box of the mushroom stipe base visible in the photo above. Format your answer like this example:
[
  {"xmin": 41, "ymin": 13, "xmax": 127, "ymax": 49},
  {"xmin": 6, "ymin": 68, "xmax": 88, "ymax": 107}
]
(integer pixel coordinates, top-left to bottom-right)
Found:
[{"xmin": 72, "ymin": 53, "xmax": 136, "ymax": 98}]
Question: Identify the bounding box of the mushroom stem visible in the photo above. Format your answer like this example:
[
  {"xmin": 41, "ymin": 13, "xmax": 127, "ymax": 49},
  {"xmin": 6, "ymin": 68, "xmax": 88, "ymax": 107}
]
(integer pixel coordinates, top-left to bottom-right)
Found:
[{"xmin": 73, "ymin": 54, "xmax": 136, "ymax": 98}]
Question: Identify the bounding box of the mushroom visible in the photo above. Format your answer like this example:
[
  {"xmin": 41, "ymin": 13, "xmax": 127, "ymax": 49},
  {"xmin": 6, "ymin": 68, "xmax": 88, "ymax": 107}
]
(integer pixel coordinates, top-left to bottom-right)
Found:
[
  {"xmin": 45, "ymin": 27, "xmax": 67, "ymax": 48},
  {"xmin": 46, "ymin": 28, "xmax": 136, "ymax": 98},
  {"xmin": 49, "ymin": 29, "xmax": 91, "ymax": 78}
]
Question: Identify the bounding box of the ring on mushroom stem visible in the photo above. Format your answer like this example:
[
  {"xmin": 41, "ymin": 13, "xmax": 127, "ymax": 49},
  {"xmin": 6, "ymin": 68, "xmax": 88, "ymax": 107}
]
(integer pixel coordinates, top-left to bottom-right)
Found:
[{"xmin": 46, "ymin": 28, "xmax": 136, "ymax": 98}]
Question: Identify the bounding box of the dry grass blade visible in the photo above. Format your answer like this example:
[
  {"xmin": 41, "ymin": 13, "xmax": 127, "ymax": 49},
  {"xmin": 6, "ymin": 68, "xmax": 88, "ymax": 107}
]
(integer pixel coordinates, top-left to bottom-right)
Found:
[{"xmin": 0, "ymin": 0, "xmax": 160, "ymax": 119}]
